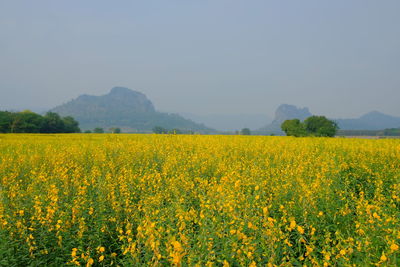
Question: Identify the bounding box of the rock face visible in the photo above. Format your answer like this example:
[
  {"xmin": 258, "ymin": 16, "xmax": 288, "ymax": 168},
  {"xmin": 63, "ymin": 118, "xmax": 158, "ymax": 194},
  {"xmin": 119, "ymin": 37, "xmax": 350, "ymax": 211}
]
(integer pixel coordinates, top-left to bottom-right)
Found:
[
  {"xmin": 106, "ymin": 87, "xmax": 155, "ymax": 113},
  {"xmin": 272, "ymin": 104, "xmax": 312, "ymax": 126},
  {"xmin": 258, "ymin": 104, "xmax": 312, "ymax": 135},
  {"xmin": 50, "ymin": 87, "xmax": 214, "ymax": 133}
]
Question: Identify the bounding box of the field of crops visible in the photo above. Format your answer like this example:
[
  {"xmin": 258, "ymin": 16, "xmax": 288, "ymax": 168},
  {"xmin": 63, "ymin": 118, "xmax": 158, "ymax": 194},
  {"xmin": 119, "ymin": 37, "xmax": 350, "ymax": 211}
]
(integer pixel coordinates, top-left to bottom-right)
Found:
[{"xmin": 0, "ymin": 134, "xmax": 399, "ymax": 266}]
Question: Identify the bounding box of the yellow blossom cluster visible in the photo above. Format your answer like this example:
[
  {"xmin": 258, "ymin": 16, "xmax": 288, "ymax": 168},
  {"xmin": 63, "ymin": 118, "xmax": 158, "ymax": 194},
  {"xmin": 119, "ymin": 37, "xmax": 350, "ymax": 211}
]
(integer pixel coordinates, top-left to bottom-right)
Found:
[{"xmin": 0, "ymin": 134, "xmax": 399, "ymax": 265}]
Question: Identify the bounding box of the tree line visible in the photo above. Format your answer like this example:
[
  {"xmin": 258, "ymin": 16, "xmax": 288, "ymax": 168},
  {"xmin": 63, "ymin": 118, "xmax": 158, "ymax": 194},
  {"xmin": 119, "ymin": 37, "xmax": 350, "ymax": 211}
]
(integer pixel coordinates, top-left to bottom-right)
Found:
[
  {"xmin": 0, "ymin": 110, "xmax": 80, "ymax": 133},
  {"xmin": 337, "ymin": 128, "xmax": 400, "ymax": 137},
  {"xmin": 83, "ymin": 127, "xmax": 121, "ymax": 133},
  {"xmin": 281, "ymin": 116, "xmax": 338, "ymax": 137}
]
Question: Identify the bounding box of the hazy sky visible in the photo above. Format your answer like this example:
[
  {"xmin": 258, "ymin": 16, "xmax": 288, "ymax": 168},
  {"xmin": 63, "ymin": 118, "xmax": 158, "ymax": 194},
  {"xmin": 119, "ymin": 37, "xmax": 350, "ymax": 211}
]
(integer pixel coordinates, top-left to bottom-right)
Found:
[{"xmin": 1, "ymin": 1, "xmax": 399, "ymax": 118}]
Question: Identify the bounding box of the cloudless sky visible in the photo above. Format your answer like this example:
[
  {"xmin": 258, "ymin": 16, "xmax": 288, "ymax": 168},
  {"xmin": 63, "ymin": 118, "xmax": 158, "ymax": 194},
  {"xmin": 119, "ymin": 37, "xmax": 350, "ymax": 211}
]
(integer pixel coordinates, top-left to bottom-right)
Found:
[{"xmin": 0, "ymin": 0, "xmax": 399, "ymax": 118}]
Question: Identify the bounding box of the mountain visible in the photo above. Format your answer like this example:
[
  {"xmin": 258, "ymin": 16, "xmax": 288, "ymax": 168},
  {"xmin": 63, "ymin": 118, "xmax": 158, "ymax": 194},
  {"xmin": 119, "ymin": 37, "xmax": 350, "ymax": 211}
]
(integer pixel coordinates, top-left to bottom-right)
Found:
[
  {"xmin": 180, "ymin": 113, "xmax": 271, "ymax": 131},
  {"xmin": 50, "ymin": 87, "xmax": 214, "ymax": 133},
  {"xmin": 257, "ymin": 104, "xmax": 312, "ymax": 135},
  {"xmin": 257, "ymin": 104, "xmax": 400, "ymax": 134},
  {"xmin": 335, "ymin": 111, "xmax": 400, "ymax": 130}
]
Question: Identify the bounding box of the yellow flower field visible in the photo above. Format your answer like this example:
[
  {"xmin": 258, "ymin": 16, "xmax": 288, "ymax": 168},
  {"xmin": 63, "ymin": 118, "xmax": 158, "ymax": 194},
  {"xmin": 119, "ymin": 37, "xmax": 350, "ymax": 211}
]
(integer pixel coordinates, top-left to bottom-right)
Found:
[{"xmin": 0, "ymin": 134, "xmax": 399, "ymax": 266}]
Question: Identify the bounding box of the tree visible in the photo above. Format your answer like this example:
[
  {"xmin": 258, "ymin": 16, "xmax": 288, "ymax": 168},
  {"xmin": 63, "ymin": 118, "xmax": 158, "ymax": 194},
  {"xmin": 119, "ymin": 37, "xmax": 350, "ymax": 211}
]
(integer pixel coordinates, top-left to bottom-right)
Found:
[
  {"xmin": 281, "ymin": 116, "xmax": 338, "ymax": 137},
  {"xmin": 240, "ymin": 128, "xmax": 251, "ymax": 135},
  {"xmin": 281, "ymin": 119, "xmax": 307, "ymax": 137},
  {"xmin": 84, "ymin": 130, "xmax": 92, "ymax": 133},
  {"xmin": 169, "ymin": 128, "xmax": 182, "ymax": 134},
  {"xmin": 383, "ymin": 128, "xmax": 400, "ymax": 136},
  {"xmin": 0, "ymin": 110, "xmax": 81, "ymax": 134},
  {"xmin": 304, "ymin": 116, "xmax": 338, "ymax": 137},
  {"xmin": 0, "ymin": 111, "xmax": 14, "ymax": 133},
  {"xmin": 110, "ymin": 127, "xmax": 121, "ymax": 133},
  {"xmin": 41, "ymin": 112, "xmax": 65, "ymax": 133},
  {"xmin": 11, "ymin": 110, "xmax": 44, "ymax": 133},
  {"xmin": 62, "ymin": 116, "xmax": 81, "ymax": 133},
  {"xmin": 93, "ymin": 127, "xmax": 104, "ymax": 133},
  {"xmin": 152, "ymin": 126, "xmax": 168, "ymax": 134}
]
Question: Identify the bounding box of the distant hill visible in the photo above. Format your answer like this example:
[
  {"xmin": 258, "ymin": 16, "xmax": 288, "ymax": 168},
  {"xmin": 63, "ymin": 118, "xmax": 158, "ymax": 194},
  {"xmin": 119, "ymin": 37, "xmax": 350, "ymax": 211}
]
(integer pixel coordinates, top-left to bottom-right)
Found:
[
  {"xmin": 335, "ymin": 111, "xmax": 400, "ymax": 130},
  {"xmin": 180, "ymin": 113, "xmax": 271, "ymax": 131},
  {"xmin": 257, "ymin": 104, "xmax": 400, "ymax": 135},
  {"xmin": 50, "ymin": 87, "xmax": 214, "ymax": 133},
  {"xmin": 257, "ymin": 104, "xmax": 312, "ymax": 135}
]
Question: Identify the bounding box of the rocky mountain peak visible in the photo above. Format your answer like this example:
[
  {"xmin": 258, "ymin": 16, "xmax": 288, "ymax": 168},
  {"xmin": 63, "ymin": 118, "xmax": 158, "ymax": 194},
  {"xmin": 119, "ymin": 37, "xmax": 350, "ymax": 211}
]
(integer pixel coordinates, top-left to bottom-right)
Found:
[
  {"xmin": 50, "ymin": 87, "xmax": 213, "ymax": 132},
  {"xmin": 273, "ymin": 104, "xmax": 312, "ymax": 123}
]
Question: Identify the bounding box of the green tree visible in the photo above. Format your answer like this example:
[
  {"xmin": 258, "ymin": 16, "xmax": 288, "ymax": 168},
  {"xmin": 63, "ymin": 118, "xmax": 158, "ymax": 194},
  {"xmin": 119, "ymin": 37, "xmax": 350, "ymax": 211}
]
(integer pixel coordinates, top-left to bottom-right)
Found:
[
  {"xmin": 240, "ymin": 128, "xmax": 251, "ymax": 135},
  {"xmin": 169, "ymin": 128, "xmax": 182, "ymax": 134},
  {"xmin": 152, "ymin": 126, "xmax": 168, "ymax": 134},
  {"xmin": 93, "ymin": 127, "xmax": 104, "ymax": 133},
  {"xmin": 0, "ymin": 110, "xmax": 81, "ymax": 134},
  {"xmin": 41, "ymin": 112, "xmax": 65, "ymax": 133},
  {"xmin": 281, "ymin": 119, "xmax": 307, "ymax": 137},
  {"xmin": 281, "ymin": 116, "xmax": 338, "ymax": 137},
  {"xmin": 11, "ymin": 110, "xmax": 44, "ymax": 133},
  {"xmin": 62, "ymin": 116, "xmax": 81, "ymax": 133},
  {"xmin": 383, "ymin": 128, "xmax": 400, "ymax": 136},
  {"xmin": 110, "ymin": 127, "xmax": 121, "ymax": 133},
  {"xmin": 304, "ymin": 116, "xmax": 338, "ymax": 137},
  {"xmin": 0, "ymin": 111, "xmax": 13, "ymax": 133},
  {"xmin": 84, "ymin": 130, "xmax": 92, "ymax": 133}
]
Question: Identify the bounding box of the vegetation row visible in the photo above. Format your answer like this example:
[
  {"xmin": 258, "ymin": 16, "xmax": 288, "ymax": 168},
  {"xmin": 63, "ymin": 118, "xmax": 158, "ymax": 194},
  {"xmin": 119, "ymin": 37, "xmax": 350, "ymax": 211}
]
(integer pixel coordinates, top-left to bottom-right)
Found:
[{"xmin": 0, "ymin": 110, "xmax": 80, "ymax": 133}]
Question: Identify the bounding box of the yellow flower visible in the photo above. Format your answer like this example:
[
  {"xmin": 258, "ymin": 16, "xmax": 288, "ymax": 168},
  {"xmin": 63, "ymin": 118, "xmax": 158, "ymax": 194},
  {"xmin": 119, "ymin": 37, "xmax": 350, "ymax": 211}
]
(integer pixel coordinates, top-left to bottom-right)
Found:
[
  {"xmin": 380, "ymin": 253, "xmax": 387, "ymax": 262},
  {"xmin": 263, "ymin": 207, "xmax": 268, "ymax": 215},
  {"xmin": 86, "ymin": 258, "xmax": 94, "ymax": 267},
  {"xmin": 297, "ymin": 225, "xmax": 305, "ymax": 234},
  {"xmin": 289, "ymin": 220, "xmax": 296, "ymax": 230},
  {"xmin": 390, "ymin": 243, "xmax": 399, "ymax": 252},
  {"xmin": 172, "ymin": 241, "xmax": 183, "ymax": 252},
  {"xmin": 71, "ymin": 248, "xmax": 78, "ymax": 258},
  {"xmin": 99, "ymin": 255, "xmax": 104, "ymax": 262}
]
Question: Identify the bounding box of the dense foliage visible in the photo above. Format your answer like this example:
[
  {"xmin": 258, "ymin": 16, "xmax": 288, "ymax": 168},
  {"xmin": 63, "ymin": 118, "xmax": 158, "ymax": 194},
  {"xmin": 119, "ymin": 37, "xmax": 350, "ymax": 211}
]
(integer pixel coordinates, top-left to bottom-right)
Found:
[
  {"xmin": 281, "ymin": 116, "xmax": 338, "ymax": 137},
  {"xmin": 0, "ymin": 110, "xmax": 80, "ymax": 133},
  {"xmin": 280, "ymin": 119, "xmax": 307, "ymax": 137},
  {"xmin": 0, "ymin": 134, "xmax": 399, "ymax": 266}
]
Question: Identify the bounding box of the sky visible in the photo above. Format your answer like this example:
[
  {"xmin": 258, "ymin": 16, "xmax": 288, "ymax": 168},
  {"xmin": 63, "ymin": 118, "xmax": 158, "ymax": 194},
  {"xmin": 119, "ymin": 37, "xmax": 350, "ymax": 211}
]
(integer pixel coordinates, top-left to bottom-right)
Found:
[{"xmin": 0, "ymin": 0, "xmax": 399, "ymax": 119}]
